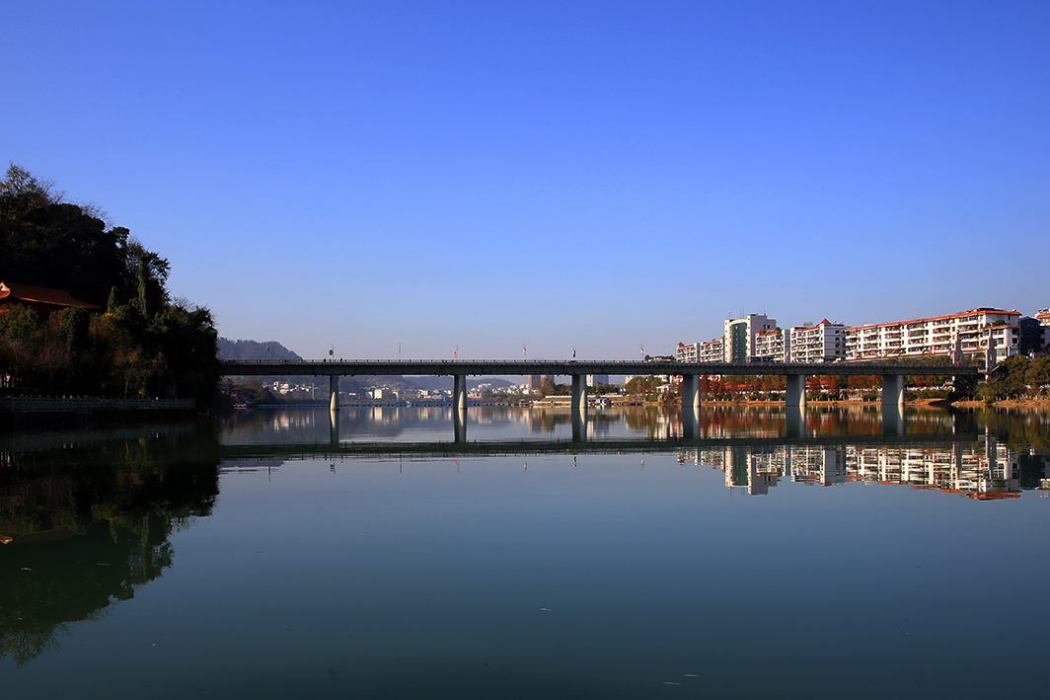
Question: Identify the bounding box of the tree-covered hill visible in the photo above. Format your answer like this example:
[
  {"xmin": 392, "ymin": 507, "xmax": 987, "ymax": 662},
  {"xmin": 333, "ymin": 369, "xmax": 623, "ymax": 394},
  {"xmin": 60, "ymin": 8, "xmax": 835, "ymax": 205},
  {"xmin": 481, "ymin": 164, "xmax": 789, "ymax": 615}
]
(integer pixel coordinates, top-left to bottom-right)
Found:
[{"xmin": 0, "ymin": 164, "xmax": 218, "ymax": 402}]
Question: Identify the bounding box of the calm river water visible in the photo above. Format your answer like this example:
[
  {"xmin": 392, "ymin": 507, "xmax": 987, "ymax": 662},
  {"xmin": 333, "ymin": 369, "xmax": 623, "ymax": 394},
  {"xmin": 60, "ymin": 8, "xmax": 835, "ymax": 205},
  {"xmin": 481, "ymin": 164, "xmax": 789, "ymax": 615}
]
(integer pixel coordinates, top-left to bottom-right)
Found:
[{"xmin": 2, "ymin": 406, "xmax": 1049, "ymax": 698}]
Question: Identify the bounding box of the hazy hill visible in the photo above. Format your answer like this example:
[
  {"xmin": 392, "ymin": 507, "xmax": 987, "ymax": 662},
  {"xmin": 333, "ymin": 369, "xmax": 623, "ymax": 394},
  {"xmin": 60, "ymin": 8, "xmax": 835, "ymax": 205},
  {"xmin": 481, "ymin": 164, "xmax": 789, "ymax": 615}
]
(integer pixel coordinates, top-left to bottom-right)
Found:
[{"xmin": 217, "ymin": 338, "xmax": 302, "ymax": 362}]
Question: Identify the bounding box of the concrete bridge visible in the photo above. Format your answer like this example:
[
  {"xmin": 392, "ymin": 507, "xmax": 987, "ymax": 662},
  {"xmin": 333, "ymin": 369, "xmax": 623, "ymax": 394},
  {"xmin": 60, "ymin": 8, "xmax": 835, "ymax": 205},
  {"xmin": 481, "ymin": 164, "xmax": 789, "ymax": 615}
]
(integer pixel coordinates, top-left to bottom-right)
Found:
[{"xmin": 221, "ymin": 358, "xmax": 976, "ymax": 439}]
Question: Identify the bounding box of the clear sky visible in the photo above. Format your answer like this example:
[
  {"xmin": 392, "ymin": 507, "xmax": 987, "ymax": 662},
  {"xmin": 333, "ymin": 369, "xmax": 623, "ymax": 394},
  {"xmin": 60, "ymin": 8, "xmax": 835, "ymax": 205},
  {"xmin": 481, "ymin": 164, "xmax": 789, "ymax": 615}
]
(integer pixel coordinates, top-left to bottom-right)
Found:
[{"xmin": 2, "ymin": 1, "xmax": 1047, "ymax": 359}]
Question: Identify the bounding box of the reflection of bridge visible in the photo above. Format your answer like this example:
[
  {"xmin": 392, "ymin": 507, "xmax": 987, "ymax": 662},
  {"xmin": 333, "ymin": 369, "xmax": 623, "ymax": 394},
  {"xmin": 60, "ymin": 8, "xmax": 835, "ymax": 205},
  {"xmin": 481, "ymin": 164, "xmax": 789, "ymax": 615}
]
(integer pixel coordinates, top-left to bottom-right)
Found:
[
  {"xmin": 218, "ymin": 432, "xmax": 977, "ymax": 460},
  {"xmin": 221, "ymin": 359, "xmax": 977, "ymax": 440}
]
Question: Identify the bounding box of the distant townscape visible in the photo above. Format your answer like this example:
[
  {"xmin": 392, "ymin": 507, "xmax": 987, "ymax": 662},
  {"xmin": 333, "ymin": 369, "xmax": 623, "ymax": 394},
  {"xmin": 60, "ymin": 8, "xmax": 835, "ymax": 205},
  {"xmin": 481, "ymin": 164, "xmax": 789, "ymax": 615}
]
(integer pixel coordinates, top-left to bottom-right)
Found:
[{"xmin": 675, "ymin": 307, "xmax": 1050, "ymax": 367}]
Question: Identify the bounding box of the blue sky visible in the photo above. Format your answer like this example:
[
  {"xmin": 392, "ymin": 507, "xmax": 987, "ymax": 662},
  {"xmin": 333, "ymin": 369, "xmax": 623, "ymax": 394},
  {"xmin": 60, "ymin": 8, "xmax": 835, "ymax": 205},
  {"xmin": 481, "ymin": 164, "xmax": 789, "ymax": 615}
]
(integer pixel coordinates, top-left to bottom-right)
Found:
[{"xmin": 2, "ymin": 1, "xmax": 1047, "ymax": 359}]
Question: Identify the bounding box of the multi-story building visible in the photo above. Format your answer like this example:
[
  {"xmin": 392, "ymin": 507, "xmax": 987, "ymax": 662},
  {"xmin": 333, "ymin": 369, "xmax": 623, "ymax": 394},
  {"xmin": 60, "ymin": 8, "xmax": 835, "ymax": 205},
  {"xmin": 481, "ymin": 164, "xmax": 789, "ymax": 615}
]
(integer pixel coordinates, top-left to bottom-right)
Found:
[
  {"xmin": 1037, "ymin": 308, "xmax": 1050, "ymax": 350},
  {"xmin": 845, "ymin": 307, "xmax": 1020, "ymax": 362},
  {"xmin": 675, "ymin": 342, "xmax": 698, "ymax": 363},
  {"xmin": 527, "ymin": 374, "xmax": 555, "ymax": 392},
  {"xmin": 752, "ymin": 326, "xmax": 790, "ymax": 363},
  {"xmin": 699, "ymin": 337, "xmax": 724, "ymax": 362},
  {"xmin": 676, "ymin": 337, "xmax": 725, "ymax": 363},
  {"xmin": 723, "ymin": 313, "xmax": 779, "ymax": 363},
  {"xmin": 790, "ymin": 319, "xmax": 846, "ymax": 363},
  {"xmin": 587, "ymin": 374, "xmax": 610, "ymax": 387}
]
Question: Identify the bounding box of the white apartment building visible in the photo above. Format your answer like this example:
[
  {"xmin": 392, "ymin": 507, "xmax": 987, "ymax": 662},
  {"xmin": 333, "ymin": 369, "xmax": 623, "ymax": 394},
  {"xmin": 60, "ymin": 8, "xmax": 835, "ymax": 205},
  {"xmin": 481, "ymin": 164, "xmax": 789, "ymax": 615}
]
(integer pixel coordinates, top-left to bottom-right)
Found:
[
  {"xmin": 1037, "ymin": 308, "xmax": 1050, "ymax": 350},
  {"xmin": 676, "ymin": 337, "xmax": 725, "ymax": 363},
  {"xmin": 699, "ymin": 337, "xmax": 724, "ymax": 362},
  {"xmin": 724, "ymin": 313, "xmax": 779, "ymax": 363},
  {"xmin": 752, "ymin": 327, "xmax": 790, "ymax": 363},
  {"xmin": 845, "ymin": 307, "xmax": 1020, "ymax": 362},
  {"xmin": 790, "ymin": 319, "xmax": 846, "ymax": 363},
  {"xmin": 675, "ymin": 342, "xmax": 698, "ymax": 363}
]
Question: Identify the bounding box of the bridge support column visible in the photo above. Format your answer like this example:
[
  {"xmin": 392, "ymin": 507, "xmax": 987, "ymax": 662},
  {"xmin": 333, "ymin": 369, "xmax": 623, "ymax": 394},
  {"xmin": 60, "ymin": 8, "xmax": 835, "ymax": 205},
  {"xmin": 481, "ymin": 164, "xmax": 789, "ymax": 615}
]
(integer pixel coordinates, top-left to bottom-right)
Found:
[
  {"xmin": 681, "ymin": 374, "xmax": 700, "ymax": 439},
  {"xmin": 571, "ymin": 374, "xmax": 588, "ymax": 418},
  {"xmin": 882, "ymin": 374, "xmax": 905, "ymax": 411},
  {"xmin": 329, "ymin": 375, "xmax": 339, "ymax": 412},
  {"xmin": 881, "ymin": 374, "xmax": 905, "ymax": 435},
  {"xmin": 785, "ymin": 374, "xmax": 807, "ymax": 409},
  {"xmin": 453, "ymin": 374, "xmax": 467, "ymax": 412}
]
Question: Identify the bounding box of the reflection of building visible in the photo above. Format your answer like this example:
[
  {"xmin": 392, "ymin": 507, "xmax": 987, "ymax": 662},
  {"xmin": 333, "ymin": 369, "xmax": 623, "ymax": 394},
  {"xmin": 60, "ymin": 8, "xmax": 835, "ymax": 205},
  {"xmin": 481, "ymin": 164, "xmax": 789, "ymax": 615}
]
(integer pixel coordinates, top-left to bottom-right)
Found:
[
  {"xmin": 845, "ymin": 307, "xmax": 1020, "ymax": 361},
  {"xmin": 789, "ymin": 446, "xmax": 846, "ymax": 486},
  {"xmin": 790, "ymin": 320, "xmax": 846, "ymax": 363},
  {"xmin": 682, "ymin": 437, "xmax": 1021, "ymax": 500}
]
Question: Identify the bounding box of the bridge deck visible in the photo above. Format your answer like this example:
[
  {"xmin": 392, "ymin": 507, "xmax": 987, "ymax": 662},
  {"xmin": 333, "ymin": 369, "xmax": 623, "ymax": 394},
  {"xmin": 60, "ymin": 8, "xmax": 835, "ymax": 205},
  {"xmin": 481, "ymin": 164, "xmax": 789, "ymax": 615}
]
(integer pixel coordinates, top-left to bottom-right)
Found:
[{"xmin": 220, "ymin": 359, "xmax": 977, "ymax": 377}]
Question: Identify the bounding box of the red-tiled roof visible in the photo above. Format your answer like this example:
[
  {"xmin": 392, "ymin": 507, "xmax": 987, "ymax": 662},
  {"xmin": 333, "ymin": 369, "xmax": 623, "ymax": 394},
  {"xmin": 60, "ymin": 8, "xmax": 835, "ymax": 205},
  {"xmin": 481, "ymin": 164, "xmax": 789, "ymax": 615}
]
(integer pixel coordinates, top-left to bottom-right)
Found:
[
  {"xmin": 846, "ymin": 308, "xmax": 1020, "ymax": 332},
  {"xmin": 0, "ymin": 281, "xmax": 99, "ymax": 310}
]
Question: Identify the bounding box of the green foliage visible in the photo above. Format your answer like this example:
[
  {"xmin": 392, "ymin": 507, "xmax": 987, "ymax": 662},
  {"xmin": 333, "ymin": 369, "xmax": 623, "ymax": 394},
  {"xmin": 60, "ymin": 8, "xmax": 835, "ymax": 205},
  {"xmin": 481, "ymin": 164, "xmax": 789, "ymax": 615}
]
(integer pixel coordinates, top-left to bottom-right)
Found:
[
  {"xmin": 977, "ymin": 355, "xmax": 1046, "ymax": 402},
  {"xmin": 0, "ymin": 165, "xmax": 218, "ymax": 402}
]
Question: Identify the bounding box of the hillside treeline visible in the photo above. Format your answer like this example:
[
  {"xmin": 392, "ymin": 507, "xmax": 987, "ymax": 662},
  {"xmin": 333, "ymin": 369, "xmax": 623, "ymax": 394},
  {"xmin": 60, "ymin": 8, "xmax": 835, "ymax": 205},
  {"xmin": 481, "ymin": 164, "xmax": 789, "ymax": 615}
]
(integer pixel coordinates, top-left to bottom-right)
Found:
[{"xmin": 0, "ymin": 165, "xmax": 217, "ymax": 401}]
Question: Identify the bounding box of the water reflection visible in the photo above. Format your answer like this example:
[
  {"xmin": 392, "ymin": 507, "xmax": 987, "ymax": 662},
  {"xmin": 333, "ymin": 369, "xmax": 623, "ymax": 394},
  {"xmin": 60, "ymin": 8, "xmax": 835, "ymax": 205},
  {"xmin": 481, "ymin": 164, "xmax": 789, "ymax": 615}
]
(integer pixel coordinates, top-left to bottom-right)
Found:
[
  {"xmin": 0, "ymin": 426, "xmax": 219, "ymax": 664},
  {"xmin": 2, "ymin": 406, "xmax": 1049, "ymax": 696},
  {"xmin": 678, "ymin": 433, "xmax": 1046, "ymax": 499}
]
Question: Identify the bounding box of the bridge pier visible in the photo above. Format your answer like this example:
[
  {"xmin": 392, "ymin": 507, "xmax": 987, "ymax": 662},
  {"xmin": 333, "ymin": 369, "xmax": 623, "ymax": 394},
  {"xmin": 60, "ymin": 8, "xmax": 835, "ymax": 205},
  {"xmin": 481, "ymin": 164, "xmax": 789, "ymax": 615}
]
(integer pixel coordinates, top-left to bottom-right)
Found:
[
  {"xmin": 571, "ymin": 374, "xmax": 587, "ymax": 418},
  {"xmin": 681, "ymin": 374, "xmax": 700, "ymax": 439},
  {"xmin": 881, "ymin": 374, "xmax": 905, "ymax": 411},
  {"xmin": 453, "ymin": 374, "xmax": 467, "ymax": 412},
  {"xmin": 881, "ymin": 374, "xmax": 905, "ymax": 435},
  {"xmin": 681, "ymin": 374, "xmax": 700, "ymax": 413},
  {"xmin": 785, "ymin": 374, "xmax": 807, "ymax": 409},
  {"xmin": 329, "ymin": 375, "xmax": 339, "ymax": 412}
]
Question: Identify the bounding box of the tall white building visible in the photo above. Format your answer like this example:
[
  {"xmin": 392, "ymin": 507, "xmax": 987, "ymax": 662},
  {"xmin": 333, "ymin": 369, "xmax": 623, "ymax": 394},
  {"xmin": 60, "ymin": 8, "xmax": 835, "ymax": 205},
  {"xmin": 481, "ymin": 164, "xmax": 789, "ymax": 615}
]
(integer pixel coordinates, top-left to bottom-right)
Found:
[
  {"xmin": 845, "ymin": 308, "xmax": 1020, "ymax": 362},
  {"xmin": 790, "ymin": 319, "xmax": 846, "ymax": 363},
  {"xmin": 723, "ymin": 313, "xmax": 779, "ymax": 363}
]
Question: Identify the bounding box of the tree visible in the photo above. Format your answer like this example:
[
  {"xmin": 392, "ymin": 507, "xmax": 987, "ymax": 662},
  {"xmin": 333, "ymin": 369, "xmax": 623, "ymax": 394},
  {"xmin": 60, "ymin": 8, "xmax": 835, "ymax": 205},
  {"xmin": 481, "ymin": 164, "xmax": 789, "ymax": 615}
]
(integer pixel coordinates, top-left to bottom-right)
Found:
[{"xmin": 0, "ymin": 165, "xmax": 219, "ymax": 403}]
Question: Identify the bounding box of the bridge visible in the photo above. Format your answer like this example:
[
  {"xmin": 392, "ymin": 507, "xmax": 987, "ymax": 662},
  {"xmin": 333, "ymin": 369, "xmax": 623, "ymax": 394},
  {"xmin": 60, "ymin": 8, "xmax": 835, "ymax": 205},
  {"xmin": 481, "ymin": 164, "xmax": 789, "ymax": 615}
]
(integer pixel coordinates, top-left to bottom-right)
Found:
[{"xmin": 221, "ymin": 358, "xmax": 976, "ymax": 440}]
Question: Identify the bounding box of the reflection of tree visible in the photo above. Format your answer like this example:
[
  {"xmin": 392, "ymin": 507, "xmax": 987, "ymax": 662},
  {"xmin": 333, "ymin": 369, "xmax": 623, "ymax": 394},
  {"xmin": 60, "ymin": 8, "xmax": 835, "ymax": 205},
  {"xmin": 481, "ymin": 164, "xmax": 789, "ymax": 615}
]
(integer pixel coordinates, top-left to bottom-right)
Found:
[{"xmin": 0, "ymin": 427, "xmax": 219, "ymax": 665}]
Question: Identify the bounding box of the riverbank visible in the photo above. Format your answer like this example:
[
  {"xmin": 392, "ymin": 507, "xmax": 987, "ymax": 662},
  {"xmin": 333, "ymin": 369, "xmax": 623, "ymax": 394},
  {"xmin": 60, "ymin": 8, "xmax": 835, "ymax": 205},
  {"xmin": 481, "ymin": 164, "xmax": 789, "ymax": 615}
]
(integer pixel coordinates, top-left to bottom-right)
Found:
[{"xmin": 954, "ymin": 398, "xmax": 1050, "ymax": 410}]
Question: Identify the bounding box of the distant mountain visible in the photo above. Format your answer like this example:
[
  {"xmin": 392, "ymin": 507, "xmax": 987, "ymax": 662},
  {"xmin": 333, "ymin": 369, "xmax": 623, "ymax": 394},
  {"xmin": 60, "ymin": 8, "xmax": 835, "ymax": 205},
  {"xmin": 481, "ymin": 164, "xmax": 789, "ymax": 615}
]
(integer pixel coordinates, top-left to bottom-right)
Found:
[{"xmin": 218, "ymin": 338, "xmax": 303, "ymax": 362}]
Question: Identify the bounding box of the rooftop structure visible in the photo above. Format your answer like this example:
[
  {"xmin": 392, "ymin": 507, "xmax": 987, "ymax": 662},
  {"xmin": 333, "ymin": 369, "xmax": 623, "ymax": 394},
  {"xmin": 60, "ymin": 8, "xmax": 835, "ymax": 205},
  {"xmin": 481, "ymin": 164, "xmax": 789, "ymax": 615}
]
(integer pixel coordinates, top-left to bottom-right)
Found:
[{"xmin": 0, "ymin": 280, "xmax": 98, "ymax": 317}]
